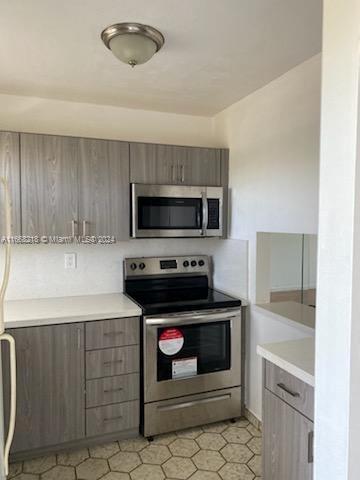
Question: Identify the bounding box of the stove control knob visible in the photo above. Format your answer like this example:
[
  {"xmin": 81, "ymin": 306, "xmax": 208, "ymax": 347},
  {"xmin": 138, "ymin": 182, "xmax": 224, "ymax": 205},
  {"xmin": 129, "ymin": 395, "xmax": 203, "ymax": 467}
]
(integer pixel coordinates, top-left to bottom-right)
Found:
[
  {"xmin": 130, "ymin": 263, "xmax": 137, "ymax": 271},
  {"xmin": 191, "ymin": 260, "xmax": 197, "ymax": 267},
  {"xmin": 183, "ymin": 260, "xmax": 189, "ymax": 267},
  {"xmin": 139, "ymin": 262, "xmax": 146, "ymax": 270},
  {"xmin": 198, "ymin": 259, "xmax": 205, "ymax": 267}
]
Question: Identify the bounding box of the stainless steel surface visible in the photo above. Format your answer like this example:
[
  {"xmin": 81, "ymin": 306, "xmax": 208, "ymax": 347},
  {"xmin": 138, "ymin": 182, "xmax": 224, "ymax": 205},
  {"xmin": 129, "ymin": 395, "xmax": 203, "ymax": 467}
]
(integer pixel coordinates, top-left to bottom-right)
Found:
[
  {"xmin": 201, "ymin": 190, "xmax": 207, "ymax": 237},
  {"xmin": 101, "ymin": 23, "xmax": 165, "ymax": 51},
  {"xmin": 144, "ymin": 308, "xmax": 241, "ymax": 404},
  {"xmin": 124, "ymin": 255, "xmax": 210, "ymax": 279},
  {"xmin": 143, "ymin": 387, "xmax": 241, "ymax": 437},
  {"xmin": 131, "ymin": 183, "xmax": 223, "ymax": 238},
  {"xmin": 82, "ymin": 220, "xmax": 88, "ymax": 237},
  {"xmin": 71, "ymin": 220, "xmax": 78, "ymax": 237},
  {"xmin": 145, "ymin": 307, "xmax": 241, "ymax": 326}
]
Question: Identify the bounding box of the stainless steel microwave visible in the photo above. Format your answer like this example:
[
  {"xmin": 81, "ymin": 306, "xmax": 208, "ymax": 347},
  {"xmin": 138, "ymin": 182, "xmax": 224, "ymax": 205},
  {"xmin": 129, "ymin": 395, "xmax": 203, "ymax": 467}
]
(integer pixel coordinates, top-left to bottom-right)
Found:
[{"xmin": 131, "ymin": 184, "xmax": 223, "ymax": 238}]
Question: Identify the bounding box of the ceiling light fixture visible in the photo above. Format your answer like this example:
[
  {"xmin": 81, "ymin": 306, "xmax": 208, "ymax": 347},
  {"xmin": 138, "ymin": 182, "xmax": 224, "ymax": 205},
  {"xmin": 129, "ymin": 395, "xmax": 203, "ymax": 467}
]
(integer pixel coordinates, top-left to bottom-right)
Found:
[{"xmin": 101, "ymin": 22, "xmax": 165, "ymax": 68}]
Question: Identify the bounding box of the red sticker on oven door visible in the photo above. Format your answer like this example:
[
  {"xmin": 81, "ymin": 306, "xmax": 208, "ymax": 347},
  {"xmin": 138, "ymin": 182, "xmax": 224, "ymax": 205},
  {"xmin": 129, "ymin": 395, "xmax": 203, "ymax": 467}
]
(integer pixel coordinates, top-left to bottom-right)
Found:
[{"xmin": 159, "ymin": 328, "xmax": 184, "ymax": 356}]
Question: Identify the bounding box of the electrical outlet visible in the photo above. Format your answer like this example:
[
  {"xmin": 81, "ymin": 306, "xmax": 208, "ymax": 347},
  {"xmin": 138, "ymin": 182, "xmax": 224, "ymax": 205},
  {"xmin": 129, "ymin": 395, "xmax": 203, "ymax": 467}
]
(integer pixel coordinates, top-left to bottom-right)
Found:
[{"xmin": 64, "ymin": 253, "xmax": 77, "ymax": 270}]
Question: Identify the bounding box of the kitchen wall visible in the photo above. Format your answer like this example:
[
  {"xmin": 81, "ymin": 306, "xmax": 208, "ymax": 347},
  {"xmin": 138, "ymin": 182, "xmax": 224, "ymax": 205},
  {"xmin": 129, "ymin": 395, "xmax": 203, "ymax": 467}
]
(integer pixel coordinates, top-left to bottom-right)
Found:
[
  {"xmin": 0, "ymin": 93, "xmax": 224, "ymax": 148},
  {"xmin": 2, "ymin": 239, "xmax": 248, "ymax": 301},
  {"xmin": 214, "ymin": 53, "xmax": 321, "ymax": 419}
]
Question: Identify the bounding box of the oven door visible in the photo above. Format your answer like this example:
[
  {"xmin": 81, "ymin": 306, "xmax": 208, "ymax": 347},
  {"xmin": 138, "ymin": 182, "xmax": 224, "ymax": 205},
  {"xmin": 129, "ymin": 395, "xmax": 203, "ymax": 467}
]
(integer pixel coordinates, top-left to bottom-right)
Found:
[
  {"xmin": 131, "ymin": 184, "xmax": 223, "ymax": 238},
  {"xmin": 144, "ymin": 308, "xmax": 241, "ymax": 403}
]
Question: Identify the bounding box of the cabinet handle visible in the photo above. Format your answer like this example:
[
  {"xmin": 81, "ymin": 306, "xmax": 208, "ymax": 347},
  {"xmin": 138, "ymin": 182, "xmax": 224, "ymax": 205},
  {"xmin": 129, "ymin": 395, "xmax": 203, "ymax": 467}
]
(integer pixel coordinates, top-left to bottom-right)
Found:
[
  {"xmin": 170, "ymin": 165, "xmax": 175, "ymax": 182},
  {"xmin": 308, "ymin": 431, "xmax": 314, "ymax": 463},
  {"xmin": 82, "ymin": 220, "xmax": 88, "ymax": 236},
  {"xmin": 103, "ymin": 415, "xmax": 123, "ymax": 423},
  {"xmin": 71, "ymin": 220, "xmax": 78, "ymax": 237},
  {"xmin": 180, "ymin": 164, "xmax": 185, "ymax": 183},
  {"xmin": 103, "ymin": 360, "xmax": 123, "ymax": 366},
  {"xmin": 103, "ymin": 331, "xmax": 124, "ymax": 336},
  {"xmin": 104, "ymin": 387, "xmax": 123, "ymax": 393},
  {"xmin": 77, "ymin": 328, "xmax": 82, "ymax": 350},
  {"xmin": 276, "ymin": 383, "xmax": 300, "ymax": 398}
]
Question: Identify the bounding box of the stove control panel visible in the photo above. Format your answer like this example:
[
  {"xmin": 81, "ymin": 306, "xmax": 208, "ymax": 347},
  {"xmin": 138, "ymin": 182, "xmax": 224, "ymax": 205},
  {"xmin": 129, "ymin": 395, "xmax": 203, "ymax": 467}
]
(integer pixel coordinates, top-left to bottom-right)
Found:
[{"xmin": 124, "ymin": 255, "xmax": 210, "ymax": 278}]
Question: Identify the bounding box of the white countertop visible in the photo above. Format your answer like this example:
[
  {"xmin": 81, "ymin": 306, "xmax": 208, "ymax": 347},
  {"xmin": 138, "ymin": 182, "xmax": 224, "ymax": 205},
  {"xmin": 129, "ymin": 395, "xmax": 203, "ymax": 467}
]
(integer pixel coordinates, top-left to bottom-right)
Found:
[
  {"xmin": 4, "ymin": 293, "xmax": 142, "ymax": 328},
  {"xmin": 257, "ymin": 337, "xmax": 315, "ymax": 386},
  {"xmin": 254, "ymin": 301, "xmax": 315, "ymax": 332}
]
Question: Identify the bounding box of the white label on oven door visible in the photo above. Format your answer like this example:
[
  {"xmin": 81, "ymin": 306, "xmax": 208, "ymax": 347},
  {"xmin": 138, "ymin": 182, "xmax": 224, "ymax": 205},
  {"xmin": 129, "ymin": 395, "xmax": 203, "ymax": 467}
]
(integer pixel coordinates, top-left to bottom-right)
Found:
[
  {"xmin": 172, "ymin": 357, "xmax": 198, "ymax": 379},
  {"xmin": 159, "ymin": 328, "xmax": 184, "ymax": 356}
]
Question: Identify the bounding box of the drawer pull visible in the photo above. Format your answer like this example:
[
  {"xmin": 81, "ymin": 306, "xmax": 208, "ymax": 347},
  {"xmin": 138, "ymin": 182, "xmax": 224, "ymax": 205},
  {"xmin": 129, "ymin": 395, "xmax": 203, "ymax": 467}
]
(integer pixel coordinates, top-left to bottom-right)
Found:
[
  {"xmin": 103, "ymin": 415, "xmax": 123, "ymax": 423},
  {"xmin": 308, "ymin": 431, "xmax": 314, "ymax": 463},
  {"xmin": 277, "ymin": 383, "xmax": 300, "ymax": 398},
  {"xmin": 104, "ymin": 387, "xmax": 123, "ymax": 393},
  {"xmin": 103, "ymin": 331, "xmax": 124, "ymax": 336},
  {"xmin": 103, "ymin": 360, "xmax": 123, "ymax": 366}
]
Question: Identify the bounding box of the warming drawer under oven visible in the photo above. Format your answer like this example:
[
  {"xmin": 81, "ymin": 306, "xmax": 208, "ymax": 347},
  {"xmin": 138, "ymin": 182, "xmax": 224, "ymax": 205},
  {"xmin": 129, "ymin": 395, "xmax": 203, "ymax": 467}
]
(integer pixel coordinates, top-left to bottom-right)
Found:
[{"xmin": 142, "ymin": 307, "xmax": 242, "ymax": 436}]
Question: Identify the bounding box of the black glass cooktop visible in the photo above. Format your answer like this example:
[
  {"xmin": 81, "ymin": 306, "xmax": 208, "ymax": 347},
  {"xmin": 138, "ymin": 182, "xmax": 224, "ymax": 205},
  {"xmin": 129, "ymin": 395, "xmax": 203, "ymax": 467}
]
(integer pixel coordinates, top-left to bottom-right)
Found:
[{"xmin": 125, "ymin": 275, "xmax": 241, "ymax": 315}]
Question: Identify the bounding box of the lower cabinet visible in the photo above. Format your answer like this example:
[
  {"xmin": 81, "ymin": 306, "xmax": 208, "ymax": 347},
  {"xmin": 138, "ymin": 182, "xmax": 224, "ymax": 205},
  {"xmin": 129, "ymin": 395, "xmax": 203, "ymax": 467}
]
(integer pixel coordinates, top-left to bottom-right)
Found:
[
  {"xmin": 2, "ymin": 316, "xmax": 140, "ymax": 457},
  {"xmin": 262, "ymin": 361, "xmax": 314, "ymax": 480},
  {"xmin": 2, "ymin": 323, "xmax": 85, "ymax": 452}
]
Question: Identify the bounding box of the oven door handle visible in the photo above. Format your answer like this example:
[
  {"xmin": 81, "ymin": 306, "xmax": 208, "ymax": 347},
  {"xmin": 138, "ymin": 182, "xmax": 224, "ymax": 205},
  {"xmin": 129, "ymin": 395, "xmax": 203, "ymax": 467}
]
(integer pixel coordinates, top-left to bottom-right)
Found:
[{"xmin": 145, "ymin": 308, "xmax": 241, "ymax": 326}]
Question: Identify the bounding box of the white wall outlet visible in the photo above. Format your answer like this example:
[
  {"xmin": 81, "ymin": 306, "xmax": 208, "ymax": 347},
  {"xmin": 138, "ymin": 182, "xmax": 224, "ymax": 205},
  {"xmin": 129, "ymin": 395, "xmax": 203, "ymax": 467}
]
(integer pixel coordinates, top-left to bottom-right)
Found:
[{"xmin": 64, "ymin": 253, "xmax": 77, "ymax": 270}]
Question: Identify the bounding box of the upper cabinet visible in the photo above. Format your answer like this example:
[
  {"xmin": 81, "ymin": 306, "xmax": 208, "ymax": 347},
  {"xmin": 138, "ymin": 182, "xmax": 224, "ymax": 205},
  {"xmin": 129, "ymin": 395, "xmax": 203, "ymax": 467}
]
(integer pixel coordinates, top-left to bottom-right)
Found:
[
  {"xmin": 130, "ymin": 143, "xmax": 222, "ymax": 186},
  {"xmin": 78, "ymin": 138, "xmax": 129, "ymax": 240},
  {"xmin": 0, "ymin": 132, "xmax": 21, "ymax": 235},
  {"xmin": 20, "ymin": 134, "xmax": 130, "ymax": 239},
  {"xmin": 21, "ymin": 133, "xmax": 79, "ymax": 237}
]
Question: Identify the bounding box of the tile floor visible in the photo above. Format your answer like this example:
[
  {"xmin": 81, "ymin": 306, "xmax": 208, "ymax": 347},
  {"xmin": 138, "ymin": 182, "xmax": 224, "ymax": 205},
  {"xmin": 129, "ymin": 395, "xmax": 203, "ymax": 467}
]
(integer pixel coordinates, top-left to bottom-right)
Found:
[{"xmin": 8, "ymin": 418, "xmax": 262, "ymax": 480}]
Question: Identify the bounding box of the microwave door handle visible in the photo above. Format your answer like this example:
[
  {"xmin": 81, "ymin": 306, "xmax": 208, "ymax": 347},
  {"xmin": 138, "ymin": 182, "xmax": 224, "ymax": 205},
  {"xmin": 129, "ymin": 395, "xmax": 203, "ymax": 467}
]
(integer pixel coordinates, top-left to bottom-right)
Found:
[{"xmin": 202, "ymin": 191, "xmax": 208, "ymax": 236}]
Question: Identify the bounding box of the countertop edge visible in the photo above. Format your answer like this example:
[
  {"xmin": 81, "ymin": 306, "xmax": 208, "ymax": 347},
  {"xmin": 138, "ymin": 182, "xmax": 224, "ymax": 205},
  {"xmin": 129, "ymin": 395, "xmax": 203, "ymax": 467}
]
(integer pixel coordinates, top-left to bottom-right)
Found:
[
  {"xmin": 257, "ymin": 343, "xmax": 315, "ymax": 387},
  {"xmin": 252, "ymin": 303, "xmax": 315, "ymax": 333}
]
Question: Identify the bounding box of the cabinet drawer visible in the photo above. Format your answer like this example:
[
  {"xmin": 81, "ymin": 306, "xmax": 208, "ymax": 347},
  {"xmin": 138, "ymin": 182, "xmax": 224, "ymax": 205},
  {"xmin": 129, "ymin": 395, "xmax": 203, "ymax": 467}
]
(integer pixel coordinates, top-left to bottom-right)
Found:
[
  {"xmin": 86, "ymin": 373, "xmax": 139, "ymax": 408},
  {"xmin": 85, "ymin": 317, "xmax": 139, "ymax": 350},
  {"xmin": 86, "ymin": 346, "xmax": 139, "ymax": 379},
  {"xmin": 265, "ymin": 361, "xmax": 314, "ymax": 421},
  {"xmin": 86, "ymin": 400, "xmax": 139, "ymax": 437}
]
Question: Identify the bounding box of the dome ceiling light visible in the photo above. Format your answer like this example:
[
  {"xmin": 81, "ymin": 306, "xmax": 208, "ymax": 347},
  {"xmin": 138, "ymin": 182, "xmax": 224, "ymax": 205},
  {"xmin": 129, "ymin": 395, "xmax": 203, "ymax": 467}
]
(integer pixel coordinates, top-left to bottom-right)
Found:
[{"xmin": 101, "ymin": 22, "xmax": 165, "ymax": 68}]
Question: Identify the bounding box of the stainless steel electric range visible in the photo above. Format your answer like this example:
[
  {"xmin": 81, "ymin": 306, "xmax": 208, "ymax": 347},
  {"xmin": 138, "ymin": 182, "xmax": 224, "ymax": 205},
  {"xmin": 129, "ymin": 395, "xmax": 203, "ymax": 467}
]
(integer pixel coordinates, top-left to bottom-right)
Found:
[{"xmin": 124, "ymin": 255, "xmax": 242, "ymax": 438}]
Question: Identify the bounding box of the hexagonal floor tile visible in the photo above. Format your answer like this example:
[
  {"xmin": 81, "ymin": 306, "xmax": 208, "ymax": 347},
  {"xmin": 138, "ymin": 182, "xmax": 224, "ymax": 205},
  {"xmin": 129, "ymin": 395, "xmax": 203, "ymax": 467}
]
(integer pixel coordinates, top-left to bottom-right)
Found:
[
  {"xmin": 57, "ymin": 448, "xmax": 89, "ymax": 467},
  {"xmin": 202, "ymin": 422, "xmax": 229, "ymax": 434},
  {"xmin": 152, "ymin": 432, "xmax": 177, "ymax": 445},
  {"xmin": 169, "ymin": 438, "xmax": 200, "ymax": 457},
  {"xmin": 162, "ymin": 456, "xmax": 196, "ymax": 479},
  {"xmin": 23, "ymin": 455, "xmax": 56, "ymax": 474},
  {"xmin": 247, "ymin": 437, "xmax": 262, "ymax": 455},
  {"xmin": 140, "ymin": 444, "xmax": 171, "ymax": 464},
  {"xmin": 192, "ymin": 450, "xmax": 225, "ymax": 472},
  {"xmin": 130, "ymin": 464, "xmax": 165, "ymax": 480},
  {"xmin": 218, "ymin": 463, "xmax": 255, "ymax": 480},
  {"xmin": 220, "ymin": 444, "xmax": 253, "ymax": 463},
  {"xmin": 102, "ymin": 473, "xmax": 131, "ymax": 480},
  {"xmin": 247, "ymin": 455, "xmax": 262, "ymax": 477},
  {"xmin": 89, "ymin": 442, "xmax": 119, "ymax": 459},
  {"xmin": 76, "ymin": 458, "xmax": 109, "ymax": 480},
  {"xmin": 8, "ymin": 461, "xmax": 22, "ymax": 479},
  {"xmin": 109, "ymin": 451, "xmax": 141, "ymax": 473},
  {"xmin": 231, "ymin": 418, "xmax": 249, "ymax": 428},
  {"xmin": 176, "ymin": 427, "xmax": 204, "ymax": 439},
  {"xmin": 119, "ymin": 437, "xmax": 149, "ymax": 452},
  {"xmin": 197, "ymin": 433, "xmax": 226, "ymax": 451},
  {"xmin": 12, "ymin": 474, "xmax": 39, "ymax": 480},
  {"xmin": 222, "ymin": 427, "xmax": 252, "ymax": 445},
  {"xmin": 190, "ymin": 471, "xmax": 222, "ymax": 480},
  {"xmin": 246, "ymin": 424, "xmax": 261, "ymax": 438},
  {"xmin": 41, "ymin": 465, "xmax": 75, "ymax": 480}
]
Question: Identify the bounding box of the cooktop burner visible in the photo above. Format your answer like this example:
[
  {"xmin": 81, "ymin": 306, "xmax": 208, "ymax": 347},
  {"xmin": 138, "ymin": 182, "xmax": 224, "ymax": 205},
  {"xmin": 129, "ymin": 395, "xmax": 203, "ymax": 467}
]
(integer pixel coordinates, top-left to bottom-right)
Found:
[{"xmin": 124, "ymin": 255, "xmax": 241, "ymax": 315}]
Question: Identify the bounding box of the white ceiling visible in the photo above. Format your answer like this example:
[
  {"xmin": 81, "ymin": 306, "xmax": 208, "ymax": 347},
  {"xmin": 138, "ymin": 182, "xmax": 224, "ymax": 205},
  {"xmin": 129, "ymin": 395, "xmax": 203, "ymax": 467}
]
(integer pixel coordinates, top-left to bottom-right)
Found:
[{"xmin": 0, "ymin": 0, "xmax": 322, "ymax": 116}]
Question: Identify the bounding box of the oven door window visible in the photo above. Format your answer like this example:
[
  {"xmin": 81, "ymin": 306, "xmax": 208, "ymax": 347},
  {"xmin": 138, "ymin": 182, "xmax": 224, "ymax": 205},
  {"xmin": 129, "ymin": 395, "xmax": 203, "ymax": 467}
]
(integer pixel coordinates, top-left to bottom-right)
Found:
[
  {"xmin": 157, "ymin": 321, "xmax": 231, "ymax": 381},
  {"xmin": 138, "ymin": 197, "xmax": 202, "ymax": 230}
]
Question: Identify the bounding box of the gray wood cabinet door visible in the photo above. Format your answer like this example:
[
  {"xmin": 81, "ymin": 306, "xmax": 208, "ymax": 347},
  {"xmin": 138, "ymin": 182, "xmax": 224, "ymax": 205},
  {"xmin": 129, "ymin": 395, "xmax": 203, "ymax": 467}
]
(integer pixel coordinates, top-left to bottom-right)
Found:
[
  {"xmin": 20, "ymin": 133, "xmax": 79, "ymax": 236},
  {"xmin": 2, "ymin": 323, "xmax": 85, "ymax": 453},
  {"xmin": 130, "ymin": 143, "xmax": 186, "ymax": 185},
  {"xmin": 181, "ymin": 147, "xmax": 221, "ymax": 186},
  {"xmin": 79, "ymin": 138, "xmax": 130, "ymax": 239},
  {"xmin": 263, "ymin": 389, "xmax": 313, "ymax": 480},
  {"xmin": 0, "ymin": 132, "xmax": 21, "ymax": 235}
]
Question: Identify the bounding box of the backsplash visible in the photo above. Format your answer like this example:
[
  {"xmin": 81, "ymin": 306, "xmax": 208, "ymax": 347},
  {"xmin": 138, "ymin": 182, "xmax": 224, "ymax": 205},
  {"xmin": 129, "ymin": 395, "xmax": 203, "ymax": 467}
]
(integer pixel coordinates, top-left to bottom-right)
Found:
[{"xmin": 2, "ymin": 238, "xmax": 248, "ymax": 301}]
